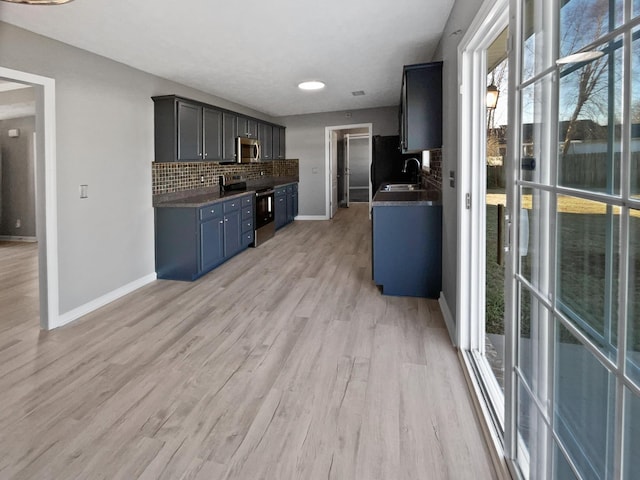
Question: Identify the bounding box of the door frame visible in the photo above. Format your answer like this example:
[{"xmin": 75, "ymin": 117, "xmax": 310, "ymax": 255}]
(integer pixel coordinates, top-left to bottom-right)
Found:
[
  {"xmin": 456, "ymin": 0, "xmax": 514, "ymax": 473},
  {"xmin": 325, "ymin": 123, "xmax": 372, "ymax": 218},
  {"xmin": 330, "ymin": 130, "xmax": 339, "ymax": 218},
  {"xmin": 0, "ymin": 66, "xmax": 59, "ymax": 330}
]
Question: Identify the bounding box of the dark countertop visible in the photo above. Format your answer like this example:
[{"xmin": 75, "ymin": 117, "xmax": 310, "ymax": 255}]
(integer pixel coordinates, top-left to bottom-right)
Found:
[
  {"xmin": 154, "ymin": 176, "xmax": 298, "ymax": 208},
  {"xmin": 372, "ymin": 188, "xmax": 441, "ymax": 206}
]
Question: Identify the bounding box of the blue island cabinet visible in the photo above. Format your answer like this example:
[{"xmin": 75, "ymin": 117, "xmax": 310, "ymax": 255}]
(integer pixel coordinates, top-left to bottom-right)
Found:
[{"xmin": 372, "ymin": 204, "xmax": 442, "ymax": 298}]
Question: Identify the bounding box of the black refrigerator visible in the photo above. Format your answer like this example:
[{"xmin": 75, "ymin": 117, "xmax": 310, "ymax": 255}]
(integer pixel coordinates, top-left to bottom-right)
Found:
[{"xmin": 371, "ymin": 135, "xmax": 420, "ymax": 193}]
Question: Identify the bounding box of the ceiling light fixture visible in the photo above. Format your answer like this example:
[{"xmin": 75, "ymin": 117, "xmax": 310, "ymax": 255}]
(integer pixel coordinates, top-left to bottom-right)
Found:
[
  {"xmin": 0, "ymin": 0, "xmax": 74, "ymax": 4},
  {"xmin": 556, "ymin": 50, "xmax": 604, "ymax": 65},
  {"xmin": 298, "ymin": 81, "xmax": 325, "ymax": 91}
]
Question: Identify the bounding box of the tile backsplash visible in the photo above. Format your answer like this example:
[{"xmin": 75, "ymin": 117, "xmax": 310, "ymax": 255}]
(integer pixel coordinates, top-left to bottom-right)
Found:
[{"xmin": 152, "ymin": 159, "xmax": 299, "ymax": 195}]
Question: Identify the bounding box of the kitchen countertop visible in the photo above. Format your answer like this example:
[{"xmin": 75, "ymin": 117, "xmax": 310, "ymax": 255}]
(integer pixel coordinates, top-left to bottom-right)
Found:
[
  {"xmin": 153, "ymin": 176, "xmax": 298, "ymax": 208},
  {"xmin": 372, "ymin": 188, "xmax": 441, "ymax": 206}
]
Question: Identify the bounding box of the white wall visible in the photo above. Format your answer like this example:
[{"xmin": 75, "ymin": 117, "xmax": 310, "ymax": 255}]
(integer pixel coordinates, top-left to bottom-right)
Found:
[
  {"xmin": 0, "ymin": 22, "xmax": 276, "ymax": 316},
  {"xmin": 433, "ymin": 0, "xmax": 484, "ymax": 323},
  {"xmin": 277, "ymin": 107, "xmax": 398, "ymax": 216}
]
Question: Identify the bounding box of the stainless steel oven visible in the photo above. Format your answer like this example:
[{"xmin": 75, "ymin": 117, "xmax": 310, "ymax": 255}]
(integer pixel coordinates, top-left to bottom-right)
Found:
[{"xmin": 254, "ymin": 188, "xmax": 275, "ymax": 246}]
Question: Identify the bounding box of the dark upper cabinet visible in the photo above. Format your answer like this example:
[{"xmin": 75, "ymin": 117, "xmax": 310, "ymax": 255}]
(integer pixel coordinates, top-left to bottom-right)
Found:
[
  {"xmin": 258, "ymin": 123, "xmax": 273, "ymax": 160},
  {"xmin": 203, "ymin": 108, "xmax": 223, "ymax": 161},
  {"xmin": 237, "ymin": 117, "xmax": 258, "ymax": 138},
  {"xmin": 222, "ymin": 111, "xmax": 238, "ymax": 162},
  {"xmin": 153, "ymin": 95, "xmax": 285, "ymax": 163},
  {"xmin": 177, "ymin": 101, "xmax": 202, "ymax": 161},
  {"xmin": 278, "ymin": 127, "xmax": 286, "ymax": 159},
  {"xmin": 154, "ymin": 96, "xmax": 220, "ymax": 163},
  {"xmin": 272, "ymin": 127, "xmax": 280, "ymax": 160},
  {"xmin": 400, "ymin": 62, "xmax": 443, "ymax": 153},
  {"xmin": 272, "ymin": 126, "xmax": 286, "ymax": 160}
]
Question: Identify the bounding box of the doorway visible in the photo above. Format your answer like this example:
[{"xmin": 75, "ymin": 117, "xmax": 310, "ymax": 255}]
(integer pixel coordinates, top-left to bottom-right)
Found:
[
  {"xmin": 458, "ymin": 0, "xmax": 511, "ymax": 448},
  {"xmin": 325, "ymin": 124, "xmax": 372, "ymax": 219},
  {"xmin": 484, "ymin": 27, "xmax": 510, "ymax": 403},
  {"xmin": 344, "ymin": 133, "xmax": 370, "ymax": 204},
  {"xmin": 0, "ymin": 82, "xmax": 37, "ymax": 243},
  {"xmin": 0, "ymin": 81, "xmax": 39, "ymax": 329},
  {"xmin": 0, "ymin": 67, "xmax": 58, "ymax": 330}
]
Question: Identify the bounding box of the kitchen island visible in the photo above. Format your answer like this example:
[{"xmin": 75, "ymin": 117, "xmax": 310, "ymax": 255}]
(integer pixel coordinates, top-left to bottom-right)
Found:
[{"xmin": 371, "ymin": 185, "xmax": 442, "ymax": 298}]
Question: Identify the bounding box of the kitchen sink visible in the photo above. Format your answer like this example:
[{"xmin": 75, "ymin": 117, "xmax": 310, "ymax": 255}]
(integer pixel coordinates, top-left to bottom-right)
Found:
[{"xmin": 380, "ymin": 183, "xmax": 423, "ymax": 192}]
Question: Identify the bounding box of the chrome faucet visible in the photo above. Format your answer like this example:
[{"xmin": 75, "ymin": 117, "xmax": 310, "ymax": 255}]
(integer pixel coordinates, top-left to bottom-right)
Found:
[
  {"xmin": 402, "ymin": 157, "xmax": 421, "ymax": 184},
  {"xmin": 402, "ymin": 157, "xmax": 421, "ymax": 173}
]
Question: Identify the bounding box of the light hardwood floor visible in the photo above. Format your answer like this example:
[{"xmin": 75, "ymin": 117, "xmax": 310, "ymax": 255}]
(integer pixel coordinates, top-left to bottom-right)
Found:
[{"xmin": 0, "ymin": 205, "xmax": 497, "ymax": 480}]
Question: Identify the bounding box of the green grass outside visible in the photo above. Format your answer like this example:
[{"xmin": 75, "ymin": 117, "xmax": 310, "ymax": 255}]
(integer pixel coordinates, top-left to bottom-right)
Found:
[{"xmin": 485, "ymin": 201, "xmax": 640, "ymax": 352}]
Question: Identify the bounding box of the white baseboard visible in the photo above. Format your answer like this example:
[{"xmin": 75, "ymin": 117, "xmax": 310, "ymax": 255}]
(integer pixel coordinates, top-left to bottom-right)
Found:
[
  {"xmin": 0, "ymin": 235, "xmax": 37, "ymax": 242},
  {"xmin": 294, "ymin": 215, "xmax": 329, "ymax": 220},
  {"xmin": 54, "ymin": 273, "xmax": 157, "ymax": 329},
  {"xmin": 438, "ymin": 292, "xmax": 457, "ymax": 347}
]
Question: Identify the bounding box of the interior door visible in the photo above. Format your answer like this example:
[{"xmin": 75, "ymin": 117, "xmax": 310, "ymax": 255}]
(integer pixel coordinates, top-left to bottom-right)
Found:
[
  {"xmin": 344, "ymin": 137, "xmax": 350, "ymax": 207},
  {"xmin": 331, "ymin": 131, "xmax": 339, "ymax": 218}
]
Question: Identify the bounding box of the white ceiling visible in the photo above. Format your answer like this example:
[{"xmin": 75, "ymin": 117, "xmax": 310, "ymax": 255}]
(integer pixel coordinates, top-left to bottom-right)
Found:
[
  {"xmin": 0, "ymin": 80, "xmax": 32, "ymax": 93},
  {"xmin": 0, "ymin": 0, "xmax": 454, "ymax": 117},
  {"xmin": 0, "ymin": 80, "xmax": 34, "ymax": 120}
]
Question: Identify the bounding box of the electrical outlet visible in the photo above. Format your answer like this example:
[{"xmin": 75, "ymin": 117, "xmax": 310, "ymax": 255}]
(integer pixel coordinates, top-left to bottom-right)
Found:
[
  {"xmin": 15, "ymin": 219, "xmax": 21, "ymax": 228},
  {"xmin": 80, "ymin": 185, "xmax": 88, "ymax": 198}
]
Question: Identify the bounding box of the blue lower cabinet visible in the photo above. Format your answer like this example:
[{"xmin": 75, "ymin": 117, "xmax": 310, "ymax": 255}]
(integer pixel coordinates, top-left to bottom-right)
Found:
[
  {"xmin": 155, "ymin": 193, "xmax": 254, "ymax": 281},
  {"xmin": 372, "ymin": 204, "xmax": 442, "ymax": 298},
  {"xmin": 223, "ymin": 208, "xmax": 242, "ymax": 258},
  {"xmin": 241, "ymin": 215, "xmax": 254, "ymax": 247},
  {"xmin": 275, "ymin": 194, "xmax": 287, "ymax": 229},
  {"xmin": 200, "ymin": 216, "xmax": 225, "ymax": 271},
  {"xmin": 292, "ymin": 189, "xmax": 298, "ymax": 219},
  {"xmin": 275, "ymin": 183, "xmax": 298, "ymax": 230},
  {"xmin": 242, "ymin": 231, "xmax": 254, "ymax": 247}
]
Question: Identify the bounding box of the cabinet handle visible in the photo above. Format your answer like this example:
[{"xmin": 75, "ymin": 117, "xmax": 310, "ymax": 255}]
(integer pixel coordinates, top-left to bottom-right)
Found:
[
  {"xmin": 219, "ymin": 220, "xmax": 223, "ymax": 224},
  {"xmin": 225, "ymin": 218, "xmax": 228, "ymax": 222},
  {"xmin": 204, "ymin": 153, "xmax": 208, "ymax": 157},
  {"xmin": 211, "ymin": 209, "xmax": 215, "ymax": 213}
]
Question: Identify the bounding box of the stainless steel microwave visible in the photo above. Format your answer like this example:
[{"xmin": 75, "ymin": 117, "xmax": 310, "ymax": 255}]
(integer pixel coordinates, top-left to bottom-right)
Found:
[{"xmin": 236, "ymin": 137, "xmax": 261, "ymax": 163}]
